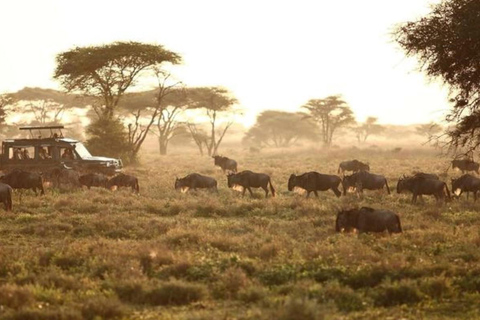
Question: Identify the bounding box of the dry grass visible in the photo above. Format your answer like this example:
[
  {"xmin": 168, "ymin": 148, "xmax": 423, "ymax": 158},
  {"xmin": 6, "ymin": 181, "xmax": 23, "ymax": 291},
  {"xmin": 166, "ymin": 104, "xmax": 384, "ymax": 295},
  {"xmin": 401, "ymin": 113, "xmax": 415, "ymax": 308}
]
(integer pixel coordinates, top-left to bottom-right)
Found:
[{"xmin": 0, "ymin": 146, "xmax": 479, "ymax": 319}]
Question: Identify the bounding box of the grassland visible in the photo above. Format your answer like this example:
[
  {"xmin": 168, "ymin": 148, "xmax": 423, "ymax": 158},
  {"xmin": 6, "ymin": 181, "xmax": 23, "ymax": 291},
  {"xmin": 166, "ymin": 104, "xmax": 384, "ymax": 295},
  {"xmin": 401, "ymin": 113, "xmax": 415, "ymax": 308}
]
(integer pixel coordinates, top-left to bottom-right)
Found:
[{"xmin": 0, "ymin": 146, "xmax": 479, "ymax": 320}]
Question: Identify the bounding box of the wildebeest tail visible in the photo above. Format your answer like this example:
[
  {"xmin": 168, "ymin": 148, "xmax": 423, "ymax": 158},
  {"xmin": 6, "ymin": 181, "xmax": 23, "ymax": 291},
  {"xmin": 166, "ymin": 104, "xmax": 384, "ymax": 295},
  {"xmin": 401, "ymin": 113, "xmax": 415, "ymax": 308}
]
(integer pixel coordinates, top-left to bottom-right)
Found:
[
  {"xmin": 385, "ymin": 179, "xmax": 391, "ymax": 195},
  {"xmin": 396, "ymin": 215, "xmax": 402, "ymax": 233},
  {"xmin": 444, "ymin": 182, "xmax": 451, "ymax": 201},
  {"xmin": 39, "ymin": 176, "xmax": 45, "ymax": 195},
  {"xmin": 6, "ymin": 187, "xmax": 12, "ymax": 211},
  {"xmin": 135, "ymin": 179, "xmax": 140, "ymax": 194},
  {"xmin": 269, "ymin": 179, "xmax": 276, "ymax": 197}
]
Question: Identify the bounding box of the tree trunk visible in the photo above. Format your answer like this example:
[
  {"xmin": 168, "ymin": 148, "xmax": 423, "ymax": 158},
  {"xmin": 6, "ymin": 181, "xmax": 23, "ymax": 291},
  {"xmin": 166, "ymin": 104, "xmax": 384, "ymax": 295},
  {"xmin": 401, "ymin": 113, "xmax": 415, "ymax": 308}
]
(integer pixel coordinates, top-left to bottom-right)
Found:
[{"xmin": 158, "ymin": 137, "xmax": 168, "ymax": 155}]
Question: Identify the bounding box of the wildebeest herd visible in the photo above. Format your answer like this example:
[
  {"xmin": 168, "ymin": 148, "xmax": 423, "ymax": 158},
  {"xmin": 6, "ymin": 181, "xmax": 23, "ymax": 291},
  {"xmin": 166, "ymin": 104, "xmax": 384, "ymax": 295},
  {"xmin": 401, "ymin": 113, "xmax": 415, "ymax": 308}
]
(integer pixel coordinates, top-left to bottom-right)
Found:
[{"xmin": 0, "ymin": 155, "xmax": 479, "ymax": 235}]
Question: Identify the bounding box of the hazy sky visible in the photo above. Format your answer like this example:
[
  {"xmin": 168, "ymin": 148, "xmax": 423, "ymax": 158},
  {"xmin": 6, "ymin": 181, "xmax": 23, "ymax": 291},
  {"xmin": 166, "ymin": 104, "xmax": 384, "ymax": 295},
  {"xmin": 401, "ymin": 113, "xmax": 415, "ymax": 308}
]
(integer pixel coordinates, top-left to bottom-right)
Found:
[{"xmin": 0, "ymin": 0, "xmax": 448, "ymax": 126}]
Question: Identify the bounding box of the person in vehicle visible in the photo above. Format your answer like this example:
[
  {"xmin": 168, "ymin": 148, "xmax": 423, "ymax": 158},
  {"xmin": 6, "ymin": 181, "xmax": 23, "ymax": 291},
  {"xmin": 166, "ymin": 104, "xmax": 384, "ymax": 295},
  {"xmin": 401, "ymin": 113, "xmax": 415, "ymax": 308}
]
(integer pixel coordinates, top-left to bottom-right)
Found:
[
  {"xmin": 62, "ymin": 148, "xmax": 75, "ymax": 160},
  {"xmin": 39, "ymin": 147, "xmax": 51, "ymax": 159}
]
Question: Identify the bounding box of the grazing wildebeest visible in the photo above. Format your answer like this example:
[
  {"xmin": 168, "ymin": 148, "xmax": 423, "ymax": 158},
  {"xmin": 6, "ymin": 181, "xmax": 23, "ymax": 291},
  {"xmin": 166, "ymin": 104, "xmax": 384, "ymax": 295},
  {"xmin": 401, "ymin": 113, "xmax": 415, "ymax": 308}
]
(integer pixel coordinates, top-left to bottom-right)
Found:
[
  {"xmin": 46, "ymin": 168, "xmax": 81, "ymax": 189},
  {"xmin": 0, "ymin": 183, "xmax": 13, "ymax": 211},
  {"xmin": 452, "ymin": 159, "xmax": 480, "ymax": 174},
  {"xmin": 227, "ymin": 170, "xmax": 275, "ymax": 198},
  {"xmin": 213, "ymin": 155, "xmax": 238, "ymax": 173},
  {"xmin": 175, "ymin": 173, "xmax": 217, "ymax": 192},
  {"xmin": 0, "ymin": 170, "xmax": 45, "ymax": 195},
  {"xmin": 335, "ymin": 207, "xmax": 402, "ymax": 234},
  {"xmin": 107, "ymin": 173, "xmax": 140, "ymax": 193},
  {"xmin": 342, "ymin": 171, "xmax": 390, "ymax": 196},
  {"xmin": 451, "ymin": 174, "xmax": 480, "ymax": 201},
  {"xmin": 397, "ymin": 174, "xmax": 451, "ymax": 204},
  {"xmin": 79, "ymin": 173, "xmax": 109, "ymax": 189},
  {"xmin": 337, "ymin": 160, "xmax": 370, "ymax": 174},
  {"xmin": 288, "ymin": 172, "xmax": 342, "ymax": 198}
]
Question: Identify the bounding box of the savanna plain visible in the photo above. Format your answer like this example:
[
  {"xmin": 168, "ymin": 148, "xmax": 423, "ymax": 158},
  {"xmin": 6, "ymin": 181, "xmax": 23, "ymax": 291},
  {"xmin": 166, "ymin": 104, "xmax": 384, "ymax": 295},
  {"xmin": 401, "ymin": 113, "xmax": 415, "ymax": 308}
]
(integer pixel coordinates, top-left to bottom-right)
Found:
[{"xmin": 1, "ymin": 146, "xmax": 480, "ymax": 320}]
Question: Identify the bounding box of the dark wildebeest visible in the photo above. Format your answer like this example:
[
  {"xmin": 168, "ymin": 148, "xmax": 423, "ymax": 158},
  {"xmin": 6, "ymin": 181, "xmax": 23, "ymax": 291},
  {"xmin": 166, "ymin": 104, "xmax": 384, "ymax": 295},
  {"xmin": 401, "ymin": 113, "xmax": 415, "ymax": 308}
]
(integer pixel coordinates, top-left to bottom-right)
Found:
[
  {"xmin": 0, "ymin": 170, "xmax": 45, "ymax": 195},
  {"xmin": 213, "ymin": 155, "xmax": 238, "ymax": 173},
  {"xmin": 288, "ymin": 172, "xmax": 342, "ymax": 198},
  {"xmin": 79, "ymin": 173, "xmax": 109, "ymax": 189},
  {"xmin": 337, "ymin": 160, "xmax": 370, "ymax": 174},
  {"xmin": 175, "ymin": 173, "xmax": 217, "ymax": 192},
  {"xmin": 342, "ymin": 171, "xmax": 390, "ymax": 196},
  {"xmin": 451, "ymin": 174, "xmax": 480, "ymax": 201},
  {"xmin": 397, "ymin": 174, "xmax": 451, "ymax": 204},
  {"xmin": 107, "ymin": 173, "xmax": 140, "ymax": 193},
  {"xmin": 227, "ymin": 170, "xmax": 275, "ymax": 198},
  {"xmin": 0, "ymin": 183, "xmax": 13, "ymax": 211},
  {"xmin": 335, "ymin": 207, "xmax": 402, "ymax": 234},
  {"xmin": 47, "ymin": 168, "xmax": 81, "ymax": 189},
  {"xmin": 452, "ymin": 159, "xmax": 480, "ymax": 174}
]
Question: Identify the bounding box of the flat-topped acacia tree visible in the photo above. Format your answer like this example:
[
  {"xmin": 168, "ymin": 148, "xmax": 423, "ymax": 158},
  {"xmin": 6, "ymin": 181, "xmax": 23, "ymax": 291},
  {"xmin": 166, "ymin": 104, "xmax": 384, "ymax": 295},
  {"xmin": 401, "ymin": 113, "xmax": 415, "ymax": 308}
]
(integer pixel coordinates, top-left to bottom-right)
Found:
[
  {"xmin": 53, "ymin": 42, "xmax": 181, "ymax": 161},
  {"xmin": 54, "ymin": 41, "xmax": 181, "ymax": 121}
]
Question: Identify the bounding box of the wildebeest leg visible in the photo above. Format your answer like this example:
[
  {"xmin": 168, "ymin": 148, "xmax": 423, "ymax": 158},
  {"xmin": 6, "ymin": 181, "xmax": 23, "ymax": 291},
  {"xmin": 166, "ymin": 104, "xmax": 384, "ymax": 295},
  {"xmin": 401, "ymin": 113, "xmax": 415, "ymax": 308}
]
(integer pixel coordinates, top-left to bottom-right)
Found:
[
  {"xmin": 474, "ymin": 191, "xmax": 477, "ymax": 202},
  {"xmin": 306, "ymin": 191, "xmax": 311, "ymax": 198},
  {"xmin": 314, "ymin": 190, "xmax": 319, "ymax": 198},
  {"xmin": 242, "ymin": 188, "xmax": 246, "ymax": 197},
  {"xmin": 332, "ymin": 187, "xmax": 341, "ymax": 197},
  {"xmin": 263, "ymin": 186, "xmax": 268, "ymax": 198},
  {"xmin": 412, "ymin": 193, "xmax": 417, "ymax": 204},
  {"xmin": 247, "ymin": 187, "xmax": 254, "ymax": 197}
]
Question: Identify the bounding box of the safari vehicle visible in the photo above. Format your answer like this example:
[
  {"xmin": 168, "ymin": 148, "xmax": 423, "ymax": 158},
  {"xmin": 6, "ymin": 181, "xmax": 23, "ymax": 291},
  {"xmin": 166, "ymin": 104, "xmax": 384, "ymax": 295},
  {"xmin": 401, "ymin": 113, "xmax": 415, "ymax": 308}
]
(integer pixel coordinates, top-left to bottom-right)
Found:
[{"xmin": 0, "ymin": 126, "xmax": 123, "ymax": 174}]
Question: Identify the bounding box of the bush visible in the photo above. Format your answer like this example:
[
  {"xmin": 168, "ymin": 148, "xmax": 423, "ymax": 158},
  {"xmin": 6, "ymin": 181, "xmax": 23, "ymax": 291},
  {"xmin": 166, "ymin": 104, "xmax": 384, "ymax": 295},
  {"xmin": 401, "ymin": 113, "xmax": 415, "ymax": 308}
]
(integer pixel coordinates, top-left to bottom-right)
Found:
[
  {"xmin": 145, "ymin": 280, "xmax": 206, "ymax": 306},
  {"xmin": 276, "ymin": 297, "xmax": 326, "ymax": 320},
  {"xmin": 373, "ymin": 280, "xmax": 423, "ymax": 307},
  {"xmin": 80, "ymin": 296, "xmax": 126, "ymax": 320},
  {"xmin": 85, "ymin": 118, "xmax": 132, "ymax": 163},
  {"xmin": 0, "ymin": 284, "xmax": 34, "ymax": 309},
  {"xmin": 3, "ymin": 308, "xmax": 83, "ymax": 320}
]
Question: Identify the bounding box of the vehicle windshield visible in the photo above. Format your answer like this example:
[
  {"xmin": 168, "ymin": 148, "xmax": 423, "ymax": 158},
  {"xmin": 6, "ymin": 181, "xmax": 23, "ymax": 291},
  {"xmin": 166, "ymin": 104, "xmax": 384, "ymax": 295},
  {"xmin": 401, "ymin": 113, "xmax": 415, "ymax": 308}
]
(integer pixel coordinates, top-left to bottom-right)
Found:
[{"xmin": 74, "ymin": 143, "xmax": 92, "ymax": 159}]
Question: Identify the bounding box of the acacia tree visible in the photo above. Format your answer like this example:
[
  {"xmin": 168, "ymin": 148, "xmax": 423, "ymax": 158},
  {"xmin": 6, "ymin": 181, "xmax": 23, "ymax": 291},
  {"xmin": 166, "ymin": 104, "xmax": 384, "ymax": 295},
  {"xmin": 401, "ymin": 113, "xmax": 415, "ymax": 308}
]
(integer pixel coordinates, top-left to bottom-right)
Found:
[
  {"xmin": 353, "ymin": 117, "xmax": 385, "ymax": 143},
  {"xmin": 394, "ymin": 0, "xmax": 480, "ymax": 154},
  {"xmin": 0, "ymin": 94, "xmax": 12, "ymax": 125},
  {"xmin": 54, "ymin": 42, "xmax": 181, "ymax": 120},
  {"xmin": 53, "ymin": 42, "xmax": 181, "ymax": 161},
  {"xmin": 188, "ymin": 87, "xmax": 238, "ymax": 156},
  {"xmin": 120, "ymin": 70, "xmax": 184, "ymax": 160},
  {"xmin": 243, "ymin": 110, "xmax": 317, "ymax": 147},
  {"xmin": 302, "ymin": 95, "xmax": 355, "ymax": 146}
]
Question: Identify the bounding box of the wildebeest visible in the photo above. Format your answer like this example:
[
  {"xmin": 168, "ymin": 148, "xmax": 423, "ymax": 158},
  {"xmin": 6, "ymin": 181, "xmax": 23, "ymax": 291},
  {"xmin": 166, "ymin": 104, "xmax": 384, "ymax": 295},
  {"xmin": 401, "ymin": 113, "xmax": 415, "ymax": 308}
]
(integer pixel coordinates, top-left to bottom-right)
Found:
[
  {"xmin": 227, "ymin": 170, "xmax": 275, "ymax": 198},
  {"xmin": 337, "ymin": 160, "xmax": 370, "ymax": 174},
  {"xmin": 342, "ymin": 171, "xmax": 390, "ymax": 196},
  {"xmin": 335, "ymin": 207, "xmax": 402, "ymax": 234},
  {"xmin": 397, "ymin": 174, "xmax": 451, "ymax": 204},
  {"xmin": 175, "ymin": 173, "xmax": 217, "ymax": 192},
  {"xmin": 452, "ymin": 159, "xmax": 480, "ymax": 174},
  {"xmin": 107, "ymin": 173, "xmax": 140, "ymax": 193},
  {"xmin": 46, "ymin": 168, "xmax": 81, "ymax": 189},
  {"xmin": 79, "ymin": 173, "xmax": 109, "ymax": 189},
  {"xmin": 0, "ymin": 170, "xmax": 45, "ymax": 195},
  {"xmin": 213, "ymin": 155, "xmax": 238, "ymax": 173},
  {"xmin": 288, "ymin": 172, "xmax": 341, "ymax": 198},
  {"xmin": 0, "ymin": 183, "xmax": 13, "ymax": 211},
  {"xmin": 451, "ymin": 174, "xmax": 480, "ymax": 201}
]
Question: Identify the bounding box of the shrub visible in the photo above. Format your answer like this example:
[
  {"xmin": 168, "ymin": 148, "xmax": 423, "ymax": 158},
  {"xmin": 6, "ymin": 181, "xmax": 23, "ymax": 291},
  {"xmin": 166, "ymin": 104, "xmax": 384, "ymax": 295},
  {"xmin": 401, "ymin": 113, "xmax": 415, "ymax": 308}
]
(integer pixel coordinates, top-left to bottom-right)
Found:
[
  {"xmin": 80, "ymin": 296, "xmax": 126, "ymax": 320},
  {"xmin": 145, "ymin": 280, "xmax": 206, "ymax": 306},
  {"xmin": 373, "ymin": 280, "xmax": 423, "ymax": 307},
  {"xmin": 213, "ymin": 267, "xmax": 249, "ymax": 299},
  {"xmin": 0, "ymin": 284, "xmax": 34, "ymax": 309},
  {"xmin": 3, "ymin": 308, "xmax": 83, "ymax": 320},
  {"xmin": 276, "ymin": 297, "xmax": 326, "ymax": 320}
]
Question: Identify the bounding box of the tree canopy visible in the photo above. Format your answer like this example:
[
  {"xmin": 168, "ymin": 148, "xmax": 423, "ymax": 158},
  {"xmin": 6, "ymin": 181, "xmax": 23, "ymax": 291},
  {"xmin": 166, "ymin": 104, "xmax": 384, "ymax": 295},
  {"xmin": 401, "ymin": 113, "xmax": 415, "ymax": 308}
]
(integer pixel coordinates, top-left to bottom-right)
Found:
[
  {"xmin": 54, "ymin": 41, "xmax": 181, "ymax": 120},
  {"xmin": 302, "ymin": 95, "xmax": 355, "ymax": 146},
  {"xmin": 353, "ymin": 117, "xmax": 385, "ymax": 143},
  {"xmin": 243, "ymin": 110, "xmax": 317, "ymax": 148},
  {"xmin": 394, "ymin": 0, "xmax": 480, "ymax": 153}
]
